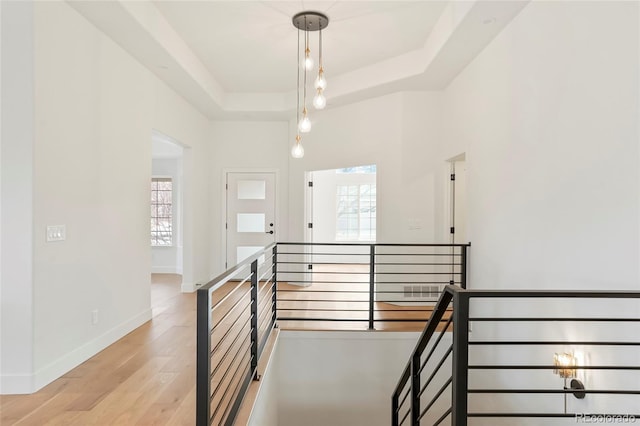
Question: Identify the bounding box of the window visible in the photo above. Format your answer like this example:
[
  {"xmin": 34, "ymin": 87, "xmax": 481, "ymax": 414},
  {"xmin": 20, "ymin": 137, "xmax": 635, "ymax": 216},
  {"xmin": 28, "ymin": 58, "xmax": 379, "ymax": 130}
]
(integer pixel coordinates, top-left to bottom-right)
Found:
[
  {"xmin": 151, "ymin": 177, "xmax": 172, "ymax": 246},
  {"xmin": 336, "ymin": 164, "xmax": 377, "ymax": 174},
  {"xmin": 336, "ymin": 184, "xmax": 376, "ymax": 241}
]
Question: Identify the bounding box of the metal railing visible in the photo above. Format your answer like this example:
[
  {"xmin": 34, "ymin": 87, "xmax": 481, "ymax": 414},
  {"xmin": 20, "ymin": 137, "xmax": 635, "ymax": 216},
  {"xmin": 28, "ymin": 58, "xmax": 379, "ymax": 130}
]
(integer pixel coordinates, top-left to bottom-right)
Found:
[
  {"xmin": 276, "ymin": 243, "xmax": 469, "ymax": 330},
  {"xmin": 392, "ymin": 286, "xmax": 640, "ymax": 425},
  {"xmin": 196, "ymin": 243, "xmax": 277, "ymax": 426},
  {"xmin": 196, "ymin": 242, "xmax": 469, "ymax": 425}
]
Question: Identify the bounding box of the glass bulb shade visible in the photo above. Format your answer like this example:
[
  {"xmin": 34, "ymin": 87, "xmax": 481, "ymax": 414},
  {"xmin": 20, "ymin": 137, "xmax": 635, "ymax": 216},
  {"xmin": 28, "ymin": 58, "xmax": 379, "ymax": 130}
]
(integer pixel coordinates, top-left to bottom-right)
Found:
[
  {"xmin": 314, "ymin": 72, "xmax": 327, "ymax": 90},
  {"xmin": 291, "ymin": 142, "xmax": 304, "ymax": 158},
  {"xmin": 304, "ymin": 55, "xmax": 314, "ymax": 71},
  {"xmin": 298, "ymin": 116, "xmax": 311, "ymax": 133},
  {"xmin": 313, "ymin": 91, "xmax": 326, "ymax": 110}
]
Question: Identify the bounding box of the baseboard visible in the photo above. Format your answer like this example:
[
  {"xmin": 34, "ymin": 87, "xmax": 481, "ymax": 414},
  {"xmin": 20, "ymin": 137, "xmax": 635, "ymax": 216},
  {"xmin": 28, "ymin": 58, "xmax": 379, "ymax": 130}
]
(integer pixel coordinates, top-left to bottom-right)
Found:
[
  {"xmin": 30, "ymin": 308, "xmax": 152, "ymax": 393},
  {"xmin": 151, "ymin": 266, "xmax": 181, "ymax": 274}
]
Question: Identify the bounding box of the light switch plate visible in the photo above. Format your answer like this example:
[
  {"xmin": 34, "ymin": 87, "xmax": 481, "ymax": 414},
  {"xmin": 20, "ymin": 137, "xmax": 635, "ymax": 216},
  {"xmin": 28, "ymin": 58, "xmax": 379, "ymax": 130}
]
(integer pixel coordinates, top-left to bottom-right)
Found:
[{"xmin": 46, "ymin": 225, "xmax": 66, "ymax": 242}]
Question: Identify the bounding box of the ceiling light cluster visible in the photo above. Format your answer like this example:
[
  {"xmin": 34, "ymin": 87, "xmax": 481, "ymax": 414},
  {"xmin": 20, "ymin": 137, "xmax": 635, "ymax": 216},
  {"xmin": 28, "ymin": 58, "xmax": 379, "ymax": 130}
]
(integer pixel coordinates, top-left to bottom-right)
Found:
[{"xmin": 291, "ymin": 11, "xmax": 329, "ymax": 159}]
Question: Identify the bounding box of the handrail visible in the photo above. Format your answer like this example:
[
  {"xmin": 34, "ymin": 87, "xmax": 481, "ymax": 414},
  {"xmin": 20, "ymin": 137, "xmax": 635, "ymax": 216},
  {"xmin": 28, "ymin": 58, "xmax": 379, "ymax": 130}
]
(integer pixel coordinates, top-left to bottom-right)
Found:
[{"xmin": 391, "ymin": 285, "xmax": 640, "ymax": 425}]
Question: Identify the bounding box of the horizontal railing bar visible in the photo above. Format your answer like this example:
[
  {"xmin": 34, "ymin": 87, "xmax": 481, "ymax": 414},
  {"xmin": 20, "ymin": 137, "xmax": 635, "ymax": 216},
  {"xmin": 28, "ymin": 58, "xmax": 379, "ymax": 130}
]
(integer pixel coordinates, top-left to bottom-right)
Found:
[
  {"xmin": 211, "ymin": 302, "xmax": 252, "ymax": 352},
  {"xmin": 211, "ymin": 278, "xmax": 251, "ymax": 313},
  {"xmin": 376, "ymin": 263, "xmax": 462, "ymax": 266},
  {"xmin": 210, "ymin": 349, "xmax": 253, "ymax": 423},
  {"xmin": 276, "ymin": 317, "xmax": 367, "ymax": 322},
  {"xmin": 277, "ymin": 281, "xmax": 369, "ymax": 285},
  {"xmin": 210, "ymin": 322, "xmax": 251, "ymax": 380},
  {"xmin": 211, "ymin": 290, "xmax": 252, "ymax": 331},
  {"xmin": 468, "ymin": 413, "xmax": 640, "ymax": 418},
  {"xmin": 210, "ymin": 315, "xmax": 251, "ymax": 364},
  {"xmin": 209, "ymin": 339, "xmax": 252, "ymax": 408},
  {"xmin": 433, "ymin": 407, "xmax": 453, "ymax": 426},
  {"xmin": 277, "ymin": 252, "xmax": 369, "ymax": 256},
  {"xmin": 465, "ymin": 290, "xmax": 640, "ymax": 298},
  {"xmin": 277, "ymin": 242, "xmax": 471, "ymax": 247},
  {"xmin": 469, "ymin": 365, "xmax": 640, "ymax": 370},
  {"xmin": 257, "ymin": 268, "xmax": 273, "ymax": 283},
  {"xmin": 219, "ymin": 358, "xmax": 254, "ymax": 426},
  {"xmin": 277, "ymin": 290, "xmax": 370, "ymax": 294},
  {"xmin": 278, "ymin": 271, "xmax": 369, "ymax": 275},
  {"xmin": 419, "ymin": 377, "xmax": 452, "ymax": 420},
  {"xmin": 469, "ymin": 317, "xmax": 640, "ymax": 322},
  {"xmin": 278, "ymin": 261, "xmax": 371, "ymax": 265},
  {"xmin": 468, "ymin": 389, "xmax": 640, "ymax": 394},
  {"xmin": 374, "ymin": 272, "xmax": 462, "ymax": 275},
  {"xmin": 376, "ymin": 253, "xmax": 462, "ymax": 256},
  {"xmin": 377, "ymin": 281, "xmax": 461, "ymax": 284},
  {"xmin": 257, "ymin": 281, "xmax": 274, "ymax": 304},
  {"xmin": 398, "ymin": 407, "xmax": 411, "ymax": 426},
  {"xmin": 419, "ymin": 316, "xmax": 454, "ymax": 375},
  {"xmin": 469, "ymin": 341, "xmax": 640, "ymax": 346},
  {"xmin": 419, "ymin": 346, "xmax": 453, "ymax": 398},
  {"xmin": 397, "ymin": 386, "xmax": 411, "ymax": 413}
]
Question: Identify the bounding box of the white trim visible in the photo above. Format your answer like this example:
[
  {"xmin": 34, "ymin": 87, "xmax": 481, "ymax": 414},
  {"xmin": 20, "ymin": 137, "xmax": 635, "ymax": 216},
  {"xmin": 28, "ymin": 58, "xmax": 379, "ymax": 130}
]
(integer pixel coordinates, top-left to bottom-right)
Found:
[
  {"xmin": 221, "ymin": 168, "xmax": 279, "ymax": 271},
  {"xmin": 31, "ymin": 309, "xmax": 152, "ymax": 393}
]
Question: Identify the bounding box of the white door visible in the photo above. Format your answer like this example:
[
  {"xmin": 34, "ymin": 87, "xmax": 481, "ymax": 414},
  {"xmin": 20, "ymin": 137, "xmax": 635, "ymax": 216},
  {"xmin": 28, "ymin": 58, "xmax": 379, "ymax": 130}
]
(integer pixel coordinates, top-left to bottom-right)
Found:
[{"xmin": 226, "ymin": 172, "xmax": 276, "ymax": 268}]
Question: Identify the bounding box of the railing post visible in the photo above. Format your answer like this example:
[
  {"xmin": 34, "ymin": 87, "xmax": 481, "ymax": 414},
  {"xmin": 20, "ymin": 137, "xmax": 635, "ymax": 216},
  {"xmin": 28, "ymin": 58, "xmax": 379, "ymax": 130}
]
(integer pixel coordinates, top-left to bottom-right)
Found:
[
  {"xmin": 391, "ymin": 391, "xmax": 399, "ymax": 426},
  {"xmin": 250, "ymin": 259, "xmax": 259, "ymax": 380},
  {"xmin": 461, "ymin": 245, "xmax": 468, "ymax": 289},
  {"xmin": 196, "ymin": 288, "xmax": 212, "ymax": 426},
  {"xmin": 410, "ymin": 352, "xmax": 421, "ymax": 426},
  {"xmin": 451, "ymin": 291, "xmax": 470, "ymax": 426},
  {"xmin": 369, "ymin": 244, "xmax": 375, "ymax": 330},
  {"xmin": 272, "ymin": 245, "xmax": 278, "ymax": 325}
]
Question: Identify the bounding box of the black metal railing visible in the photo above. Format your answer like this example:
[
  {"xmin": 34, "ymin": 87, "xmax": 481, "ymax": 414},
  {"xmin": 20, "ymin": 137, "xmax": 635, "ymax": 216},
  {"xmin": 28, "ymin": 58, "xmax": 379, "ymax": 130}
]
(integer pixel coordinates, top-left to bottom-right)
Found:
[
  {"xmin": 196, "ymin": 243, "xmax": 277, "ymax": 426},
  {"xmin": 196, "ymin": 242, "xmax": 469, "ymax": 425},
  {"xmin": 392, "ymin": 286, "xmax": 640, "ymax": 425},
  {"xmin": 275, "ymin": 243, "xmax": 469, "ymax": 330}
]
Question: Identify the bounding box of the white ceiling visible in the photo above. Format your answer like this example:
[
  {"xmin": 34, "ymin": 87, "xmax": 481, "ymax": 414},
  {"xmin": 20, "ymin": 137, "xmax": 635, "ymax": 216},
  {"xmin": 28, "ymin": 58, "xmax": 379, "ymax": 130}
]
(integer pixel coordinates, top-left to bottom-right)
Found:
[
  {"xmin": 153, "ymin": 1, "xmax": 447, "ymax": 93},
  {"xmin": 69, "ymin": 0, "xmax": 531, "ymax": 119}
]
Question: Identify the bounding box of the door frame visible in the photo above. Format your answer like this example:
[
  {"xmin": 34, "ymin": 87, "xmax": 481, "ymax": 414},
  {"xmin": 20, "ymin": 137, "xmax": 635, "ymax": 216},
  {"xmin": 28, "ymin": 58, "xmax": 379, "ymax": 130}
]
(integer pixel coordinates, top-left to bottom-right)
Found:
[{"xmin": 221, "ymin": 168, "xmax": 280, "ymax": 271}]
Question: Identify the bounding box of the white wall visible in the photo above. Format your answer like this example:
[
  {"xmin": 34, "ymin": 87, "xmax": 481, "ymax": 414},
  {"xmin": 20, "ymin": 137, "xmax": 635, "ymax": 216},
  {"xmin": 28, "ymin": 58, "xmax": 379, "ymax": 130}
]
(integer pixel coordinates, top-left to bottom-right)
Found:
[
  {"xmin": 288, "ymin": 92, "xmax": 446, "ymax": 245},
  {"xmin": 0, "ymin": 1, "xmax": 212, "ymax": 393},
  {"xmin": 0, "ymin": 0, "xmax": 35, "ymax": 394},
  {"xmin": 442, "ymin": 0, "xmax": 639, "ymax": 291},
  {"xmin": 209, "ymin": 121, "xmax": 289, "ymax": 277},
  {"xmin": 249, "ymin": 331, "xmax": 419, "ymax": 426},
  {"xmin": 151, "ymin": 157, "xmax": 183, "ymax": 274}
]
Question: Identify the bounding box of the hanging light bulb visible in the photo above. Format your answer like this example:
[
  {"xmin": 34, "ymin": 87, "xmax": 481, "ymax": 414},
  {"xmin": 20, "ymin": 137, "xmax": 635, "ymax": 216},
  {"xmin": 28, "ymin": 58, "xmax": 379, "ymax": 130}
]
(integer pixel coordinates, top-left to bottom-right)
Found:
[
  {"xmin": 304, "ymin": 47, "xmax": 314, "ymax": 71},
  {"xmin": 314, "ymin": 67, "xmax": 327, "ymax": 90},
  {"xmin": 313, "ymin": 89, "xmax": 326, "ymax": 110},
  {"xmin": 298, "ymin": 107, "xmax": 311, "ymax": 133},
  {"xmin": 291, "ymin": 135, "xmax": 304, "ymax": 158}
]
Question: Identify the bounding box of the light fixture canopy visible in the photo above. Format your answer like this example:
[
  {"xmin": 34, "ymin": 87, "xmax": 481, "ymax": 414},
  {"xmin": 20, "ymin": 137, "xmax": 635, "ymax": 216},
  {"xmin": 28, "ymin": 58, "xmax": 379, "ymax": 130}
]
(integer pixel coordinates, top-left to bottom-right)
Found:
[{"xmin": 291, "ymin": 11, "xmax": 329, "ymax": 158}]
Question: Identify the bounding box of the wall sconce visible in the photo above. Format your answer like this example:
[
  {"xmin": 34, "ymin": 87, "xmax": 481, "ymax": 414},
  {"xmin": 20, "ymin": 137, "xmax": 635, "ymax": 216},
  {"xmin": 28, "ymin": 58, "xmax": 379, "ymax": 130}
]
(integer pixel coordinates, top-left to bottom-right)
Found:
[{"xmin": 553, "ymin": 352, "xmax": 586, "ymax": 403}]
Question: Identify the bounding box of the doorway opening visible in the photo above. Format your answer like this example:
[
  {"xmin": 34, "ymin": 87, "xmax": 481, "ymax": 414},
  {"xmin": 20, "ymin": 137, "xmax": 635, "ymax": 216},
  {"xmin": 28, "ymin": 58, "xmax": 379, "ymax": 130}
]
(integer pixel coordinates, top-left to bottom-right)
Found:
[
  {"xmin": 151, "ymin": 131, "xmax": 184, "ymax": 304},
  {"xmin": 446, "ymin": 153, "xmax": 467, "ymax": 284}
]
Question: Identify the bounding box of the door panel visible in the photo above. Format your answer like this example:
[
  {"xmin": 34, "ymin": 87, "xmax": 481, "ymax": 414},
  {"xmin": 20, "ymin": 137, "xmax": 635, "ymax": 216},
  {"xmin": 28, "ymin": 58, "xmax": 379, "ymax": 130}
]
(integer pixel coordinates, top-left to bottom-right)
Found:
[{"xmin": 226, "ymin": 172, "xmax": 276, "ymax": 268}]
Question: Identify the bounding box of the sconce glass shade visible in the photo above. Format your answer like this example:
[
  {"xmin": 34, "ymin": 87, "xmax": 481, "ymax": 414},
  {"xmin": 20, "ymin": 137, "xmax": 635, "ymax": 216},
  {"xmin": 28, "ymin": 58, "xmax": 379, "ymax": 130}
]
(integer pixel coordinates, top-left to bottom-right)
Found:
[{"xmin": 553, "ymin": 353, "xmax": 577, "ymax": 378}]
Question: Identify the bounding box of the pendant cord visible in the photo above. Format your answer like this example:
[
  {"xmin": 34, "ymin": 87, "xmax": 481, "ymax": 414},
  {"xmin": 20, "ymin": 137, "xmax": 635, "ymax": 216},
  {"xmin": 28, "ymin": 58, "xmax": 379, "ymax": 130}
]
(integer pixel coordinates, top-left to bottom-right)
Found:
[{"xmin": 297, "ymin": 28, "xmax": 300, "ymax": 128}]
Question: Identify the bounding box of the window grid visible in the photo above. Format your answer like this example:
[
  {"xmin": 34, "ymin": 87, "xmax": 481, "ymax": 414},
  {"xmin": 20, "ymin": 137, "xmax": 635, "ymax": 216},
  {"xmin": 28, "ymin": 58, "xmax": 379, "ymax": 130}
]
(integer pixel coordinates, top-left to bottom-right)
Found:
[
  {"xmin": 151, "ymin": 177, "xmax": 172, "ymax": 246},
  {"xmin": 336, "ymin": 184, "xmax": 376, "ymax": 241}
]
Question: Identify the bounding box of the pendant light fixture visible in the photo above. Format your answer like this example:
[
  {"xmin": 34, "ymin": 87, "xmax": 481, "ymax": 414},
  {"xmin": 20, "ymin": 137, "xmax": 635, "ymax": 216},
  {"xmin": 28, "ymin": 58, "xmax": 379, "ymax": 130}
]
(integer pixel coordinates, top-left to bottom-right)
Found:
[{"xmin": 291, "ymin": 11, "xmax": 329, "ymax": 158}]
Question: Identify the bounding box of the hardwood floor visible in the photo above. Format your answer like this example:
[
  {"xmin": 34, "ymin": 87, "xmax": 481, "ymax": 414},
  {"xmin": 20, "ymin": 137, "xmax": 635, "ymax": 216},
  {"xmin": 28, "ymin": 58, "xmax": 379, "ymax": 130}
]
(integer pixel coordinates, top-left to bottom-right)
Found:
[
  {"xmin": 0, "ymin": 272, "xmax": 442, "ymax": 425},
  {"xmin": 0, "ymin": 274, "xmax": 196, "ymax": 426}
]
